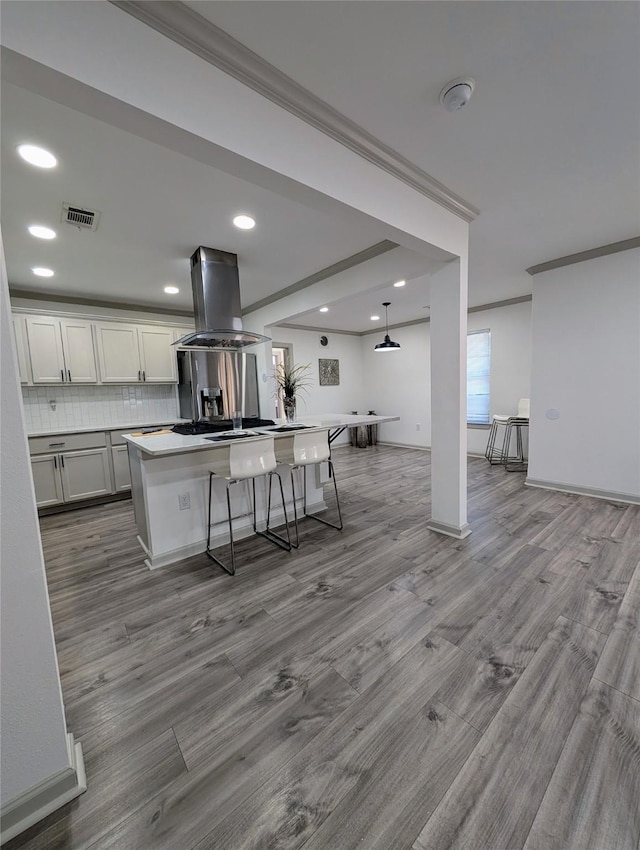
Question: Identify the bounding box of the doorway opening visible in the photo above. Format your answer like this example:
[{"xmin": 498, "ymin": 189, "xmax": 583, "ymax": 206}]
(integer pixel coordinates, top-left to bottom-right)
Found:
[{"xmin": 271, "ymin": 343, "xmax": 293, "ymax": 420}]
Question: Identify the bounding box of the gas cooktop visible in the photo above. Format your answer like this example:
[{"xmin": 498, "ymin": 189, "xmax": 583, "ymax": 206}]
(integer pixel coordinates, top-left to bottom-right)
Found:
[{"xmin": 172, "ymin": 418, "xmax": 275, "ymax": 436}]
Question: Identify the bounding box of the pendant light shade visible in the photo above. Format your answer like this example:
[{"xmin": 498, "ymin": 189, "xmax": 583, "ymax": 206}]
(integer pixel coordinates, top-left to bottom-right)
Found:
[{"xmin": 374, "ymin": 302, "xmax": 401, "ymax": 352}]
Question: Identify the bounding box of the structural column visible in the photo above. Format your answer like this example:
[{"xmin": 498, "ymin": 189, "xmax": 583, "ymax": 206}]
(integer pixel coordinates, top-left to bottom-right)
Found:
[
  {"xmin": 0, "ymin": 240, "xmax": 86, "ymax": 843},
  {"xmin": 427, "ymin": 257, "xmax": 471, "ymax": 538}
]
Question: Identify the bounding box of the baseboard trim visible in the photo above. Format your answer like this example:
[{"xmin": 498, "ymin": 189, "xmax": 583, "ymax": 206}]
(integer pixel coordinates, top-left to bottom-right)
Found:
[
  {"xmin": 0, "ymin": 733, "xmax": 86, "ymax": 844},
  {"xmin": 142, "ymin": 500, "xmax": 327, "ymax": 569},
  {"xmin": 426, "ymin": 519, "xmax": 472, "ymax": 539},
  {"xmin": 525, "ymin": 477, "xmax": 640, "ymax": 506},
  {"xmin": 377, "ymin": 441, "xmax": 431, "ymax": 452}
]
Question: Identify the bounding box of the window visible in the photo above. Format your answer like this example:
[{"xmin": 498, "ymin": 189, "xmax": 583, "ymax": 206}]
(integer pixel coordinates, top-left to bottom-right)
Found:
[{"xmin": 467, "ymin": 330, "xmax": 491, "ymax": 425}]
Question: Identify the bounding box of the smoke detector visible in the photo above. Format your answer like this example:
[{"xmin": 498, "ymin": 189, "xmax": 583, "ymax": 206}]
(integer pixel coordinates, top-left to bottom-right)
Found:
[{"xmin": 439, "ymin": 77, "xmax": 475, "ymax": 112}]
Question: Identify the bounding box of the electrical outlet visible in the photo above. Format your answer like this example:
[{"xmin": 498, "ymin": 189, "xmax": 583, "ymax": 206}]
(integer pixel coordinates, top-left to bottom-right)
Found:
[{"xmin": 178, "ymin": 492, "xmax": 191, "ymax": 511}]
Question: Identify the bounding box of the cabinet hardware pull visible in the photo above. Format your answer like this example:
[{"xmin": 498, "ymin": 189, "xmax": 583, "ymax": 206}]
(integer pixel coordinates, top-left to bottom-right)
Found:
[
  {"xmin": 138, "ymin": 370, "xmax": 141, "ymax": 381},
  {"xmin": 68, "ymin": 370, "xmax": 71, "ymax": 382},
  {"xmin": 53, "ymin": 456, "xmax": 57, "ymax": 468},
  {"xmin": 49, "ymin": 442, "xmax": 65, "ymax": 447},
  {"xmin": 143, "ymin": 370, "xmax": 146, "ymax": 381},
  {"xmin": 61, "ymin": 369, "xmax": 64, "ymax": 381},
  {"xmin": 61, "ymin": 455, "xmax": 65, "ymax": 468}
]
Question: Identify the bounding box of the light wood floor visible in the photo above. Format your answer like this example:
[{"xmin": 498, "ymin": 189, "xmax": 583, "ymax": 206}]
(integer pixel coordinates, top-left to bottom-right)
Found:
[{"xmin": 6, "ymin": 446, "xmax": 640, "ymax": 850}]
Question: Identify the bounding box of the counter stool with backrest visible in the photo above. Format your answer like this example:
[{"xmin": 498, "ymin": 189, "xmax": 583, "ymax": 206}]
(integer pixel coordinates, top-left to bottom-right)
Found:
[
  {"xmin": 272, "ymin": 428, "xmax": 343, "ymax": 548},
  {"xmin": 485, "ymin": 398, "xmax": 530, "ymax": 465},
  {"xmin": 206, "ymin": 435, "xmax": 291, "ymax": 576}
]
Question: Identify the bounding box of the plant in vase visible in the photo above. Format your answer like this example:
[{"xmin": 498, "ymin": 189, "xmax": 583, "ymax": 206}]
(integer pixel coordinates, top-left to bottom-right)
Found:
[{"xmin": 273, "ymin": 361, "xmax": 312, "ymax": 423}]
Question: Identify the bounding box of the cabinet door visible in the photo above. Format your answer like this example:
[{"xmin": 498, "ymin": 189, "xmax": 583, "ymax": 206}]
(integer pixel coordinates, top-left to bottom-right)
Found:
[
  {"xmin": 31, "ymin": 454, "xmax": 64, "ymax": 507},
  {"xmin": 25, "ymin": 316, "xmax": 66, "ymax": 383},
  {"xmin": 60, "ymin": 319, "xmax": 97, "ymax": 383},
  {"xmin": 12, "ymin": 315, "xmax": 32, "ymax": 384},
  {"xmin": 111, "ymin": 445, "xmax": 131, "ymax": 491},
  {"xmin": 60, "ymin": 448, "xmax": 113, "ymax": 501},
  {"xmin": 95, "ymin": 323, "xmax": 141, "ymax": 382},
  {"xmin": 138, "ymin": 327, "xmax": 177, "ymax": 382}
]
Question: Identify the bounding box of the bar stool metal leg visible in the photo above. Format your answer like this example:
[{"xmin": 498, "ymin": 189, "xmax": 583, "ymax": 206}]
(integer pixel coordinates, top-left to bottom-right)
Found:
[
  {"xmin": 302, "ymin": 459, "xmax": 343, "ymax": 532},
  {"xmin": 206, "ymin": 475, "xmax": 238, "ymax": 576},
  {"xmin": 252, "ymin": 472, "xmax": 292, "ymax": 551}
]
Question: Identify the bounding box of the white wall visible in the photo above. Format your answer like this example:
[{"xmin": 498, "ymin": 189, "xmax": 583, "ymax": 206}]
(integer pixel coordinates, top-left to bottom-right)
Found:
[
  {"xmin": 528, "ymin": 249, "xmax": 640, "ymax": 500},
  {"xmin": 269, "ymin": 326, "xmax": 366, "ymax": 442},
  {"xmin": 361, "ymin": 300, "xmax": 532, "ymax": 452},
  {"xmin": 0, "ymin": 247, "xmax": 72, "ymax": 806}
]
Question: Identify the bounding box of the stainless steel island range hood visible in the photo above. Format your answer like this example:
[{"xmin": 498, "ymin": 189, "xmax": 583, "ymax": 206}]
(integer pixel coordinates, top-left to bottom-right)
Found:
[{"xmin": 174, "ymin": 246, "xmax": 270, "ymax": 350}]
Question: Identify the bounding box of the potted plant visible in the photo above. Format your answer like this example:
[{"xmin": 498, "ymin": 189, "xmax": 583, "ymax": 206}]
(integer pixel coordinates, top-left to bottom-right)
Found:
[{"xmin": 273, "ymin": 361, "xmax": 312, "ymax": 422}]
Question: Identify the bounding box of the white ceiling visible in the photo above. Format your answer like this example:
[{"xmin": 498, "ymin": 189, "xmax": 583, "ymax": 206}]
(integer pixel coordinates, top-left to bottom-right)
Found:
[{"xmin": 2, "ymin": 1, "xmax": 639, "ymax": 332}]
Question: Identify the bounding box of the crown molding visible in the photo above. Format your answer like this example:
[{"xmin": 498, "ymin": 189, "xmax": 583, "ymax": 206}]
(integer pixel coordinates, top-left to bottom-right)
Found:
[
  {"xmin": 526, "ymin": 237, "xmax": 640, "ymax": 275},
  {"xmin": 9, "ymin": 288, "xmax": 195, "ymax": 319},
  {"xmin": 243, "ymin": 240, "xmax": 398, "ymax": 315},
  {"xmin": 110, "ymin": 0, "xmax": 479, "ymax": 223},
  {"xmin": 276, "ymin": 323, "xmax": 361, "ymax": 337},
  {"xmin": 283, "ymin": 294, "xmax": 532, "ymax": 337}
]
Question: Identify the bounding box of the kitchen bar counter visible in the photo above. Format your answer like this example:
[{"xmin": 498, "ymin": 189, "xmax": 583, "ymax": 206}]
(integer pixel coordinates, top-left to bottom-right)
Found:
[
  {"xmin": 123, "ymin": 413, "xmax": 399, "ymax": 457},
  {"xmin": 124, "ymin": 413, "xmax": 398, "ymax": 569}
]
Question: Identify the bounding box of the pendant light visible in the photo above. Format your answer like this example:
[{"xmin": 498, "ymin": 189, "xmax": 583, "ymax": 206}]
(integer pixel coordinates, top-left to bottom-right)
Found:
[{"xmin": 374, "ymin": 302, "xmax": 401, "ymax": 352}]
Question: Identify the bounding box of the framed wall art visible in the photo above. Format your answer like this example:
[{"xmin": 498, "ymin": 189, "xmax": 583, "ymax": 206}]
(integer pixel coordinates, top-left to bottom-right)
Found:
[{"xmin": 318, "ymin": 358, "xmax": 340, "ymax": 386}]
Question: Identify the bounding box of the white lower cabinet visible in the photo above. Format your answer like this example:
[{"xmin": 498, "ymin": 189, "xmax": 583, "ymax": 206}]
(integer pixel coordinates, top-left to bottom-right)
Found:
[
  {"xmin": 31, "ymin": 448, "xmax": 112, "ymax": 507},
  {"xmin": 31, "ymin": 454, "xmax": 65, "ymax": 507},
  {"xmin": 59, "ymin": 449, "xmax": 112, "ymax": 501},
  {"xmin": 29, "ymin": 433, "xmax": 114, "ymax": 508},
  {"xmin": 111, "ymin": 445, "xmax": 132, "ymax": 491}
]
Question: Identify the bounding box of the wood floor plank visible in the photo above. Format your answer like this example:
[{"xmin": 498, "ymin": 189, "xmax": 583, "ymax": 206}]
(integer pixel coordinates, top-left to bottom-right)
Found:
[
  {"xmin": 66, "ymin": 637, "xmax": 239, "ymax": 738},
  {"xmin": 522, "ymin": 679, "xmax": 640, "ymax": 850},
  {"xmin": 413, "ymin": 617, "xmax": 606, "ymax": 850},
  {"xmin": 3, "ymin": 730, "xmax": 186, "ymax": 850},
  {"xmin": 593, "ymin": 564, "xmax": 640, "ymax": 701},
  {"xmin": 187, "ymin": 637, "xmax": 469, "ymax": 850},
  {"xmin": 85, "ymin": 667, "xmax": 358, "ymax": 850},
  {"xmin": 236, "ymin": 697, "xmax": 479, "ymax": 850},
  {"xmin": 8, "ymin": 446, "xmax": 639, "ymax": 850}
]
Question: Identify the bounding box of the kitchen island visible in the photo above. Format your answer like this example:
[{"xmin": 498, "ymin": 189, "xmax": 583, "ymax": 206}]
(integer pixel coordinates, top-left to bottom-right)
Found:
[{"xmin": 124, "ymin": 413, "xmax": 398, "ymax": 569}]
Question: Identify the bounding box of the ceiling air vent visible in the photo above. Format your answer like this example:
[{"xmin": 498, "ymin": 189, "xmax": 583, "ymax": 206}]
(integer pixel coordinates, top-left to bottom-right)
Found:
[{"xmin": 61, "ymin": 203, "xmax": 100, "ymax": 231}]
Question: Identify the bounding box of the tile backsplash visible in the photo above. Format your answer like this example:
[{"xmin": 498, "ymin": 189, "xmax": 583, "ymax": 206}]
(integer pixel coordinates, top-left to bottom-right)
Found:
[{"xmin": 22, "ymin": 385, "xmax": 180, "ymax": 432}]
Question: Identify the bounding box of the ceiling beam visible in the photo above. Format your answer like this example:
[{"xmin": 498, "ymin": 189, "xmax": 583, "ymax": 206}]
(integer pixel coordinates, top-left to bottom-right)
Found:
[{"xmin": 110, "ymin": 0, "xmax": 480, "ymax": 223}]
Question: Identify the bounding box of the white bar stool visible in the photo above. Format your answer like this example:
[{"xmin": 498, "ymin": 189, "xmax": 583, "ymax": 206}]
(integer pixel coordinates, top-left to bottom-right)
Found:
[
  {"xmin": 273, "ymin": 428, "xmax": 343, "ymax": 548},
  {"xmin": 485, "ymin": 398, "xmax": 530, "ymax": 465},
  {"xmin": 206, "ymin": 436, "xmax": 291, "ymax": 576}
]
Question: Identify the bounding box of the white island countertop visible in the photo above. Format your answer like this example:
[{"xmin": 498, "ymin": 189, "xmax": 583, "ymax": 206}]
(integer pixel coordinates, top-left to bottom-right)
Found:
[
  {"xmin": 123, "ymin": 413, "xmax": 399, "ymax": 458},
  {"xmin": 27, "ymin": 419, "xmax": 191, "ymax": 438}
]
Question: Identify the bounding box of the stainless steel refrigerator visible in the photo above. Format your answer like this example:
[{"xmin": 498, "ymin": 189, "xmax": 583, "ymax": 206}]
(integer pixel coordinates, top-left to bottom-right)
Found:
[{"xmin": 177, "ymin": 350, "xmax": 260, "ymax": 422}]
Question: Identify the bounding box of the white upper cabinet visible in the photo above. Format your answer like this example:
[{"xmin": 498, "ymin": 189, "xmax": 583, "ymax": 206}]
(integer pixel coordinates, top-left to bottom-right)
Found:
[
  {"xmin": 25, "ymin": 315, "xmax": 97, "ymax": 384},
  {"xmin": 11, "ymin": 315, "xmax": 32, "ymax": 384},
  {"xmin": 25, "ymin": 315, "xmax": 65, "ymax": 383},
  {"xmin": 60, "ymin": 319, "xmax": 98, "ymax": 382},
  {"xmin": 138, "ymin": 326, "xmax": 177, "ymax": 382},
  {"xmin": 95, "ymin": 323, "xmax": 141, "ymax": 383},
  {"xmin": 96, "ymin": 322, "xmax": 178, "ymax": 383}
]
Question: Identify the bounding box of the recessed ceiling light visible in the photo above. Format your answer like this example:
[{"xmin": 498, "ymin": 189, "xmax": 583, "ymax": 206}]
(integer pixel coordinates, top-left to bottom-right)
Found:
[
  {"xmin": 319, "ymin": 307, "xmax": 329, "ymax": 313},
  {"xmin": 164, "ymin": 285, "xmax": 179, "ymax": 295},
  {"xmin": 18, "ymin": 144, "xmax": 57, "ymax": 169},
  {"xmin": 371, "ymin": 315, "xmax": 380, "ymax": 321},
  {"xmin": 32, "ymin": 267, "xmax": 54, "ymax": 277},
  {"xmin": 233, "ymin": 214, "xmax": 255, "ymax": 230},
  {"xmin": 393, "ymin": 280, "xmax": 406, "ymax": 288},
  {"xmin": 28, "ymin": 225, "xmax": 57, "ymax": 240}
]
